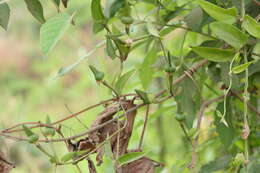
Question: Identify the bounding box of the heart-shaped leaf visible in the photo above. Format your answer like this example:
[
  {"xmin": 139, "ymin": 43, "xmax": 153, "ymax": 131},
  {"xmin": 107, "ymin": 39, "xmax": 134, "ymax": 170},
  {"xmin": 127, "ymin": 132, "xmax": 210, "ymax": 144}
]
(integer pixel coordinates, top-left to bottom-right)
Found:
[
  {"xmin": 40, "ymin": 13, "xmax": 73, "ymax": 55},
  {"xmin": 192, "ymin": 47, "xmax": 235, "ymax": 62},
  {"xmin": 210, "ymin": 22, "xmax": 248, "ymax": 49}
]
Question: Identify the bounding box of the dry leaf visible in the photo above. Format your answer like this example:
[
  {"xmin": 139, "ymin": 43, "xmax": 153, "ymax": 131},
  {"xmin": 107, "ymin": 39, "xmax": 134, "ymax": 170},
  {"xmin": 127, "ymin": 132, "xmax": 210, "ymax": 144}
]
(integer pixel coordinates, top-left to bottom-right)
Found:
[
  {"xmin": 0, "ymin": 151, "xmax": 14, "ymax": 173},
  {"xmin": 120, "ymin": 157, "xmax": 162, "ymax": 173}
]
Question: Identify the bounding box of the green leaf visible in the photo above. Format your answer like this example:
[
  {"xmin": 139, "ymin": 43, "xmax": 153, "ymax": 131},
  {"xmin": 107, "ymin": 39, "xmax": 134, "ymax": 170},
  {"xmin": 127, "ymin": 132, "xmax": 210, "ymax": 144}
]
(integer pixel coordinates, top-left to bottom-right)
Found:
[
  {"xmin": 0, "ymin": 1, "xmax": 10, "ymax": 30},
  {"xmin": 200, "ymin": 155, "xmax": 232, "ymax": 173},
  {"xmin": 175, "ymin": 78, "xmax": 197, "ymax": 128},
  {"xmin": 28, "ymin": 134, "xmax": 39, "ymax": 143},
  {"xmin": 117, "ymin": 152, "xmax": 146, "ymax": 166},
  {"xmin": 147, "ymin": 22, "xmax": 160, "ymax": 37},
  {"xmin": 61, "ymin": 152, "xmax": 74, "ymax": 162},
  {"xmin": 106, "ymin": 38, "xmax": 117, "ymax": 59},
  {"xmin": 22, "ymin": 125, "xmax": 34, "ymax": 137},
  {"xmin": 45, "ymin": 115, "xmax": 51, "ymax": 124},
  {"xmin": 49, "ymin": 156, "xmax": 59, "ymax": 164},
  {"xmin": 192, "ymin": 47, "xmax": 235, "ymax": 62},
  {"xmin": 51, "ymin": 0, "xmax": 60, "ymax": 11},
  {"xmin": 210, "ymin": 22, "xmax": 248, "ymax": 49},
  {"xmin": 135, "ymin": 89, "xmax": 150, "ymax": 104},
  {"xmin": 184, "ymin": 7, "xmax": 203, "ymax": 31},
  {"xmin": 242, "ymin": 15, "xmax": 260, "ymax": 39},
  {"xmin": 91, "ymin": 0, "xmax": 106, "ymax": 33},
  {"xmin": 115, "ymin": 69, "xmax": 135, "ymax": 94},
  {"xmin": 104, "ymin": 0, "xmax": 124, "ymax": 18},
  {"xmin": 61, "ymin": 151, "xmax": 86, "ymax": 162},
  {"xmin": 91, "ymin": 0, "xmax": 105, "ymax": 21},
  {"xmin": 252, "ymin": 43, "xmax": 260, "ymax": 60},
  {"xmin": 40, "ymin": 13, "xmax": 73, "ymax": 55},
  {"xmin": 103, "ymin": 141, "xmax": 116, "ymax": 173},
  {"xmin": 198, "ymin": 0, "xmax": 237, "ymax": 24},
  {"xmin": 139, "ymin": 49, "xmax": 157, "ymax": 89},
  {"xmin": 24, "ymin": 0, "xmax": 45, "ymax": 24},
  {"xmin": 215, "ymin": 102, "xmax": 235, "ymax": 148},
  {"xmin": 232, "ymin": 61, "xmax": 254, "ymax": 74},
  {"xmin": 43, "ymin": 115, "xmax": 55, "ymax": 137}
]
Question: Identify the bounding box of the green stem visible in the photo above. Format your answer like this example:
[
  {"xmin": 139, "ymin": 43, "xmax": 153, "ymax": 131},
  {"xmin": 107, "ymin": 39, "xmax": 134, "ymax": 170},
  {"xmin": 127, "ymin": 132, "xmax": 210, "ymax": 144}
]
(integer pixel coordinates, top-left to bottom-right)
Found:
[
  {"xmin": 36, "ymin": 144, "xmax": 53, "ymax": 158},
  {"xmin": 102, "ymin": 80, "xmax": 120, "ymax": 97},
  {"xmin": 243, "ymin": 48, "xmax": 249, "ymax": 172},
  {"xmin": 179, "ymin": 122, "xmax": 193, "ymax": 146}
]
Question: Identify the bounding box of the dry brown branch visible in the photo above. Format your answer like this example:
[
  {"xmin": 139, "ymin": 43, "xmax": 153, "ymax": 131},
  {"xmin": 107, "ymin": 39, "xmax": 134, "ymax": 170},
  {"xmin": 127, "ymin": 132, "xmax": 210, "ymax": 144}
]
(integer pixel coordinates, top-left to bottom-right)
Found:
[
  {"xmin": 0, "ymin": 104, "xmax": 144, "ymax": 143},
  {"xmin": 1, "ymin": 94, "xmax": 136, "ymax": 133}
]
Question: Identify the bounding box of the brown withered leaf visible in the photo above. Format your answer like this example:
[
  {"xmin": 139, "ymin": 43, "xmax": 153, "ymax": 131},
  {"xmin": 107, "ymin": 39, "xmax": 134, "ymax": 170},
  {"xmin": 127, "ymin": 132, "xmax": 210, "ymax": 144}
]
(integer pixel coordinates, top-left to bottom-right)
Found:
[
  {"xmin": 89, "ymin": 100, "xmax": 137, "ymax": 165},
  {"xmin": 120, "ymin": 157, "xmax": 162, "ymax": 173},
  {"xmin": 71, "ymin": 100, "xmax": 138, "ymax": 167},
  {"xmin": 112, "ymin": 101, "xmax": 137, "ymax": 157},
  {"xmin": 0, "ymin": 151, "xmax": 14, "ymax": 173}
]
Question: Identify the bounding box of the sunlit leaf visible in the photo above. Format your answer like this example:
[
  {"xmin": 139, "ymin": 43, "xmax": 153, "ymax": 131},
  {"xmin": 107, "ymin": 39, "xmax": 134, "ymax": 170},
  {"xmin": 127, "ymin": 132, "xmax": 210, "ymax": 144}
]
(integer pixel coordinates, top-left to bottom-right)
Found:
[
  {"xmin": 232, "ymin": 61, "xmax": 254, "ymax": 74},
  {"xmin": 0, "ymin": 1, "xmax": 10, "ymax": 30},
  {"xmin": 242, "ymin": 15, "xmax": 260, "ymax": 39},
  {"xmin": 210, "ymin": 22, "xmax": 248, "ymax": 49},
  {"xmin": 117, "ymin": 152, "xmax": 146, "ymax": 166},
  {"xmin": 40, "ymin": 13, "xmax": 73, "ymax": 55},
  {"xmin": 24, "ymin": 0, "xmax": 45, "ymax": 24},
  {"xmin": 198, "ymin": 0, "xmax": 237, "ymax": 24},
  {"xmin": 115, "ymin": 69, "xmax": 135, "ymax": 94},
  {"xmin": 192, "ymin": 47, "xmax": 235, "ymax": 62}
]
